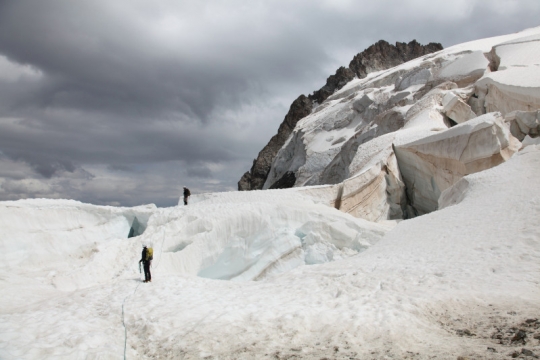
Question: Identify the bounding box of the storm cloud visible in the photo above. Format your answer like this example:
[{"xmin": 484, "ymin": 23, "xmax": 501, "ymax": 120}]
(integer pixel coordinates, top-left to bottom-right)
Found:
[{"xmin": 0, "ymin": 0, "xmax": 539, "ymax": 206}]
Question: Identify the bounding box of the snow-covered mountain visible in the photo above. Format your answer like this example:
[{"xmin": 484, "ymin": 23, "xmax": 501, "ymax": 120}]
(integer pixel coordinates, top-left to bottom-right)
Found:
[
  {"xmin": 244, "ymin": 26, "xmax": 540, "ymax": 222},
  {"xmin": 1, "ymin": 28, "xmax": 540, "ymax": 359},
  {"xmin": 238, "ymin": 39, "xmax": 443, "ymax": 192}
]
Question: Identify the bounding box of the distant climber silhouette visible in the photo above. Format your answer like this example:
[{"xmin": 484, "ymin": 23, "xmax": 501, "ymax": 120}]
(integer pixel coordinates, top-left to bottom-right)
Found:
[{"xmin": 183, "ymin": 186, "xmax": 191, "ymax": 206}]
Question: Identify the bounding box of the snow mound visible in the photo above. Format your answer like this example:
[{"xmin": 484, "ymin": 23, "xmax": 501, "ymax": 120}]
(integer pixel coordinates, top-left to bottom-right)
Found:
[
  {"xmin": 150, "ymin": 188, "xmax": 390, "ymax": 281},
  {"xmin": 0, "ymin": 199, "xmax": 156, "ymax": 293}
]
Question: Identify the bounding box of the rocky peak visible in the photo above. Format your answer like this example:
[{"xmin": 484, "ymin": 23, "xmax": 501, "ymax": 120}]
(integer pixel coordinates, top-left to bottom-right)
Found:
[
  {"xmin": 349, "ymin": 40, "xmax": 443, "ymax": 79},
  {"xmin": 309, "ymin": 66, "xmax": 356, "ymax": 105},
  {"xmin": 238, "ymin": 39, "xmax": 443, "ymax": 191}
]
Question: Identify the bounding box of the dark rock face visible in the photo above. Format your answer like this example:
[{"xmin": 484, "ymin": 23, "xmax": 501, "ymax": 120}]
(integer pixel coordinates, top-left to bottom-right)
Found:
[
  {"xmin": 349, "ymin": 40, "xmax": 443, "ymax": 79},
  {"xmin": 269, "ymin": 171, "xmax": 296, "ymax": 189},
  {"xmin": 238, "ymin": 171, "xmax": 252, "ymax": 191},
  {"xmin": 238, "ymin": 39, "xmax": 443, "ymax": 191},
  {"xmin": 309, "ymin": 66, "xmax": 355, "ymax": 105},
  {"xmin": 238, "ymin": 95, "xmax": 312, "ymax": 190}
]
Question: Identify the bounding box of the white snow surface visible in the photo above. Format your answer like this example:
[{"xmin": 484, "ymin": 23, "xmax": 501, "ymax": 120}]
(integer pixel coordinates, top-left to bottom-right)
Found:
[
  {"xmin": 1, "ymin": 147, "xmax": 540, "ymax": 359},
  {"xmin": 493, "ymin": 33, "xmax": 540, "ymax": 70}
]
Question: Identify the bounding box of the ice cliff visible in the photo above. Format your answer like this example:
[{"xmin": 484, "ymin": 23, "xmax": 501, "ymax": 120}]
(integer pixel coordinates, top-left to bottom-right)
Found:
[
  {"xmin": 245, "ymin": 26, "xmax": 540, "ymax": 221},
  {"xmin": 238, "ymin": 39, "xmax": 443, "ymax": 191}
]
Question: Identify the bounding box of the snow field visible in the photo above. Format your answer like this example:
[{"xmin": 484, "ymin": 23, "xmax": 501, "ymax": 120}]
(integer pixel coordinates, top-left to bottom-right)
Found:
[
  {"xmin": 1, "ymin": 147, "xmax": 539, "ymax": 359},
  {"xmin": 0, "ymin": 189, "xmax": 393, "ymax": 359},
  {"xmin": 122, "ymin": 146, "xmax": 540, "ymax": 359}
]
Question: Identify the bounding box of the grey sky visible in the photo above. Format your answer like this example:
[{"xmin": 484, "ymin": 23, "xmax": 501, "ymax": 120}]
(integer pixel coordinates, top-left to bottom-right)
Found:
[{"xmin": 0, "ymin": 0, "xmax": 538, "ymax": 206}]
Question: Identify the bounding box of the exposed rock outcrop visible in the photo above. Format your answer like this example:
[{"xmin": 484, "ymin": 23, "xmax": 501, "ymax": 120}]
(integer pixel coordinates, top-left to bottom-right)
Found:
[
  {"xmin": 348, "ymin": 40, "xmax": 443, "ymax": 79},
  {"xmin": 269, "ymin": 171, "xmax": 297, "ymax": 189},
  {"xmin": 242, "ymin": 28, "xmax": 539, "ymax": 224},
  {"xmin": 309, "ymin": 67, "xmax": 356, "ymax": 105},
  {"xmin": 253, "ymin": 27, "xmax": 540, "ymax": 223},
  {"xmin": 238, "ymin": 171, "xmax": 252, "ymax": 191},
  {"xmin": 239, "ymin": 95, "xmax": 312, "ymax": 191},
  {"xmin": 264, "ymin": 130, "xmax": 307, "ymax": 189}
]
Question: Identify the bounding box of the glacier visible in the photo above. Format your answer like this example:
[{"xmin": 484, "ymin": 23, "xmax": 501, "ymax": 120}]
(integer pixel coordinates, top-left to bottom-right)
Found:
[
  {"xmin": 262, "ymin": 26, "xmax": 540, "ymax": 221},
  {"xmin": 1, "ymin": 26, "xmax": 540, "ymax": 359}
]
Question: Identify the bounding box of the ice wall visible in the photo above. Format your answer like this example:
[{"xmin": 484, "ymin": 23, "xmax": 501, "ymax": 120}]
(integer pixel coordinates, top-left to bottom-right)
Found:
[
  {"xmin": 155, "ymin": 189, "xmax": 391, "ymax": 281},
  {"xmin": 0, "ymin": 199, "xmax": 156, "ymax": 293},
  {"xmin": 261, "ymin": 26, "xmax": 540, "ymax": 221},
  {"xmin": 0, "ymin": 190, "xmax": 392, "ymax": 302}
]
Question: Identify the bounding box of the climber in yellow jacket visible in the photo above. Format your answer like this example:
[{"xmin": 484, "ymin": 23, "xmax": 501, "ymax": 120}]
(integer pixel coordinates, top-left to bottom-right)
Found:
[{"xmin": 139, "ymin": 245, "xmax": 153, "ymax": 282}]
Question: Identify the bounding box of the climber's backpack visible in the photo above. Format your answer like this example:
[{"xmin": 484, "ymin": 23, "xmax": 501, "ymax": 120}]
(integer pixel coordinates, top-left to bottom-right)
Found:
[{"xmin": 145, "ymin": 247, "xmax": 154, "ymax": 261}]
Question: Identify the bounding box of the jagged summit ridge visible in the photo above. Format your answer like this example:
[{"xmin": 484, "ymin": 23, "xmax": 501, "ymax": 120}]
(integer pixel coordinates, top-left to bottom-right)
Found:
[
  {"xmin": 348, "ymin": 39, "xmax": 443, "ymax": 79},
  {"xmin": 238, "ymin": 39, "xmax": 443, "ymax": 191}
]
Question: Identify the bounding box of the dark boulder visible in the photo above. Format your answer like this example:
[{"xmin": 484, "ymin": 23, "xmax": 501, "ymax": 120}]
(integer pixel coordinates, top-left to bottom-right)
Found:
[{"xmin": 269, "ymin": 171, "xmax": 296, "ymax": 189}]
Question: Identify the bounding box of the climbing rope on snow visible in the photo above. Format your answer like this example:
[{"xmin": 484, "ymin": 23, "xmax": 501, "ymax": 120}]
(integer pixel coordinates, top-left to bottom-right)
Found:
[
  {"xmin": 121, "ymin": 225, "xmax": 168, "ymax": 359},
  {"xmin": 121, "ymin": 279, "xmax": 141, "ymax": 360}
]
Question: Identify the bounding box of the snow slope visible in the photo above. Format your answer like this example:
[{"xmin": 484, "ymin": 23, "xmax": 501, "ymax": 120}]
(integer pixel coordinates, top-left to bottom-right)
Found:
[
  {"xmin": 1, "ymin": 146, "xmax": 539, "ymax": 359},
  {"xmin": 131, "ymin": 146, "xmax": 540, "ymax": 360},
  {"xmin": 0, "ymin": 190, "xmax": 393, "ymax": 358}
]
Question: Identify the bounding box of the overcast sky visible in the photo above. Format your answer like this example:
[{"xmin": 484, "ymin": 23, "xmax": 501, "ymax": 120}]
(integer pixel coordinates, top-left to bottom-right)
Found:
[{"xmin": 0, "ymin": 0, "xmax": 538, "ymax": 207}]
